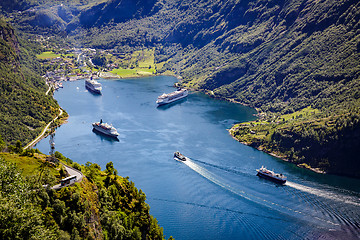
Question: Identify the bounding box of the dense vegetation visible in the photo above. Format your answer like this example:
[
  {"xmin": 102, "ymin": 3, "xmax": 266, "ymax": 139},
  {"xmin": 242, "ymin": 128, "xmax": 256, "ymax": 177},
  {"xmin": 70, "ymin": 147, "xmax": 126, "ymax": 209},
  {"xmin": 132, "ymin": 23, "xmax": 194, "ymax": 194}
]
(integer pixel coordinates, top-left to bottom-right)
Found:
[
  {"xmin": 67, "ymin": 0, "xmax": 359, "ymax": 177},
  {"xmin": 230, "ymin": 108, "xmax": 360, "ymax": 177},
  {"xmin": 0, "ymin": 152, "xmax": 170, "ymax": 240},
  {"xmin": 8, "ymin": 0, "xmax": 359, "ymax": 112},
  {"xmin": 0, "ymin": 19, "xmax": 59, "ymax": 145},
  {"xmin": 2, "ymin": 0, "xmax": 360, "ymax": 176}
]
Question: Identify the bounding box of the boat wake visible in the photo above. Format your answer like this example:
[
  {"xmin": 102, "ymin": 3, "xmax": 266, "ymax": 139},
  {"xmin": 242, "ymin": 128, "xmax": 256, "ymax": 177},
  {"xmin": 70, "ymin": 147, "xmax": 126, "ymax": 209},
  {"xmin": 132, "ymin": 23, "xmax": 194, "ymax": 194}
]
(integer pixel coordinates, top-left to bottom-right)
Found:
[
  {"xmin": 182, "ymin": 159, "xmax": 338, "ymax": 227},
  {"xmin": 284, "ymin": 181, "xmax": 360, "ymax": 237},
  {"xmin": 148, "ymin": 197, "xmax": 285, "ymax": 221},
  {"xmin": 190, "ymin": 158, "xmax": 252, "ymax": 177},
  {"xmin": 180, "ymin": 158, "xmax": 360, "ymax": 238},
  {"xmin": 149, "ymin": 197, "xmax": 301, "ymax": 239},
  {"xmin": 286, "ymin": 181, "xmax": 360, "ymax": 207}
]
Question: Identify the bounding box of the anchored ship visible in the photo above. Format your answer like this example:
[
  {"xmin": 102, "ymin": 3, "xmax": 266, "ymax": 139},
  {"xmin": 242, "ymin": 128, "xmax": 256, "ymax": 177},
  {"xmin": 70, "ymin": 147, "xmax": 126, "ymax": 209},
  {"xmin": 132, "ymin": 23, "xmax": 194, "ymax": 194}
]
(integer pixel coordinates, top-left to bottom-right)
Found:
[
  {"xmin": 256, "ymin": 166, "xmax": 287, "ymax": 184},
  {"xmin": 156, "ymin": 88, "xmax": 188, "ymax": 106},
  {"xmin": 85, "ymin": 77, "xmax": 102, "ymax": 94},
  {"xmin": 174, "ymin": 151, "xmax": 187, "ymax": 161},
  {"xmin": 92, "ymin": 119, "xmax": 119, "ymax": 138}
]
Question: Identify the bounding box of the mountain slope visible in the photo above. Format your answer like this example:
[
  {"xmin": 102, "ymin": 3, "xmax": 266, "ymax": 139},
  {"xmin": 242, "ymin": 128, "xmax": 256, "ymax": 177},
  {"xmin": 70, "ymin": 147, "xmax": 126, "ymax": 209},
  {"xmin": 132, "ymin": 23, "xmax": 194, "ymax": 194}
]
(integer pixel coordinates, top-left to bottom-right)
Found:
[
  {"xmin": 155, "ymin": 0, "xmax": 360, "ymax": 113},
  {"xmin": 5, "ymin": 0, "xmax": 360, "ymax": 176},
  {"xmin": 61, "ymin": 0, "xmax": 360, "ymax": 114},
  {"xmin": 76, "ymin": 0, "xmax": 157, "ymax": 28},
  {"xmin": 0, "ymin": 19, "xmax": 59, "ymax": 145},
  {"xmin": 74, "ymin": 0, "xmax": 360, "ymax": 176}
]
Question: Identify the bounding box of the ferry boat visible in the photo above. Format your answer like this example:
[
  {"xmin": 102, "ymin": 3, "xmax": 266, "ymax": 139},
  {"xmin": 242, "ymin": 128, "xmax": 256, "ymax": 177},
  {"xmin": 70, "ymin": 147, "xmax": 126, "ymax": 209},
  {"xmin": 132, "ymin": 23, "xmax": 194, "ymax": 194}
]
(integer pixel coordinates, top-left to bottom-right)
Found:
[
  {"xmin": 256, "ymin": 166, "xmax": 287, "ymax": 184},
  {"xmin": 92, "ymin": 119, "xmax": 119, "ymax": 138},
  {"xmin": 174, "ymin": 151, "xmax": 187, "ymax": 161},
  {"xmin": 85, "ymin": 77, "xmax": 102, "ymax": 94},
  {"xmin": 156, "ymin": 88, "xmax": 188, "ymax": 106}
]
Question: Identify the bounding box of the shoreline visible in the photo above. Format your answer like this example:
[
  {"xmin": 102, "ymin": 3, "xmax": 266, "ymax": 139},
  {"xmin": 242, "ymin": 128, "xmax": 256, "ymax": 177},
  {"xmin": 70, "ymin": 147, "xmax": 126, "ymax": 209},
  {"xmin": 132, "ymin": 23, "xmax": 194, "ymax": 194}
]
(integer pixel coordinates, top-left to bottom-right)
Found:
[
  {"xmin": 32, "ymin": 73, "xmax": 177, "ymax": 149},
  {"xmin": 182, "ymin": 85, "xmax": 262, "ymax": 118},
  {"xmin": 91, "ymin": 72, "xmax": 180, "ymax": 80},
  {"xmin": 24, "ymin": 108, "xmax": 68, "ymax": 150},
  {"xmin": 46, "ymin": 75, "xmax": 326, "ymax": 177},
  {"xmin": 228, "ymin": 130, "xmax": 326, "ymax": 175}
]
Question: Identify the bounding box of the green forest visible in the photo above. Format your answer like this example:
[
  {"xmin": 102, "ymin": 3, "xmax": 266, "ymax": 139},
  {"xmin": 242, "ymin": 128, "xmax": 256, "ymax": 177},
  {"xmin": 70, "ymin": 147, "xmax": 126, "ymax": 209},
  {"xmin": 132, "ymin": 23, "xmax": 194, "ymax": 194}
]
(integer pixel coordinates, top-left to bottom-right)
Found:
[
  {"xmin": 0, "ymin": 151, "xmax": 170, "ymax": 240},
  {"xmin": 0, "ymin": 19, "xmax": 59, "ymax": 145},
  {"xmin": 230, "ymin": 108, "xmax": 360, "ymax": 177}
]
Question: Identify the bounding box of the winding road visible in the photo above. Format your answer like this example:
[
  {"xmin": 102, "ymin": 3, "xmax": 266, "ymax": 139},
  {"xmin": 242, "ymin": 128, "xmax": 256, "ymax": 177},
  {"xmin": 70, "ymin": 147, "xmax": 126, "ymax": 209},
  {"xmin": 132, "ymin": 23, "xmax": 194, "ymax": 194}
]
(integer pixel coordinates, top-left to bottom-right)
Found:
[
  {"xmin": 29, "ymin": 85, "xmax": 84, "ymax": 189},
  {"xmin": 24, "ymin": 108, "xmax": 63, "ymax": 150},
  {"xmin": 51, "ymin": 163, "xmax": 84, "ymax": 190},
  {"xmin": 45, "ymin": 85, "xmax": 52, "ymax": 95}
]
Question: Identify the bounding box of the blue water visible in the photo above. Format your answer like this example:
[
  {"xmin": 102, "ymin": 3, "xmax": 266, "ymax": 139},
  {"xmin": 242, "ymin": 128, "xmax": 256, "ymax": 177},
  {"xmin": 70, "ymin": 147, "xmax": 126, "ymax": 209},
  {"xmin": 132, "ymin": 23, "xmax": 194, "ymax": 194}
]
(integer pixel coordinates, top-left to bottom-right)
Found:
[{"xmin": 36, "ymin": 76, "xmax": 360, "ymax": 240}]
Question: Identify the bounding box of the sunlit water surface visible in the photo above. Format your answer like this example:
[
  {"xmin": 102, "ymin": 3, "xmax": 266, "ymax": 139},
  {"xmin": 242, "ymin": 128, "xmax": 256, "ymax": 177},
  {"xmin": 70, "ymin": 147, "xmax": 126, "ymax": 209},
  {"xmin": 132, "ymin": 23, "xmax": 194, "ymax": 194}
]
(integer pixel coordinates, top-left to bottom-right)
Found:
[{"xmin": 36, "ymin": 76, "xmax": 360, "ymax": 239}]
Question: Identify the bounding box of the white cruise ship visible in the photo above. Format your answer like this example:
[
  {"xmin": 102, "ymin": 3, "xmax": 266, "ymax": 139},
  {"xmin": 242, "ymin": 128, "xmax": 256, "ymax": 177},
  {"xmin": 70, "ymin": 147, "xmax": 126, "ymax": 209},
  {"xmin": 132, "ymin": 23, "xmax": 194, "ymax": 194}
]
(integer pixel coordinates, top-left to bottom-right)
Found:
[
  {"xmin": 85, "ymin": 78, "xmax": 102, "ymax": 94},
  {"xmin": 92, "ymin": 120, "xmax": 119, "ymax": 138},
  {"xmin": 174, "ymin": 151, "xmax": 188, "ymax": 161},
  {"xmin": 156, "ymin": 88, "xmax": 188, "ymax": 106}
]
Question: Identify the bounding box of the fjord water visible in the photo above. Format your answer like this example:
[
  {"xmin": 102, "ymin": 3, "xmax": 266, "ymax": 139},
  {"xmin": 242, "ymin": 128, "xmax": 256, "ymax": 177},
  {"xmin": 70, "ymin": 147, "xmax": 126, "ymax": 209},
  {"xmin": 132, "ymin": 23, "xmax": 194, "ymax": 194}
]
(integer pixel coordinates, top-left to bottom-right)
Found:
[{"xmin": 36, "ymin": 76, "xmax": 360, "ymax": 239}]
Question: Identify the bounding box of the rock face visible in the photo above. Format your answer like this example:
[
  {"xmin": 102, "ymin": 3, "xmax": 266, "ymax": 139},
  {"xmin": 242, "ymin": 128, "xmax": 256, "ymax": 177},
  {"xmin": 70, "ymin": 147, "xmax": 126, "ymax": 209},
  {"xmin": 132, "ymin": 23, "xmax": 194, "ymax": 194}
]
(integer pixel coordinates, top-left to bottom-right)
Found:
[
  {"xmin": 77, "ymin": 0, "xmax": 157, "ymax": 28},
  {"xmin": 0, "ymin": 21, "xmax": 19, "ymax": 58}
]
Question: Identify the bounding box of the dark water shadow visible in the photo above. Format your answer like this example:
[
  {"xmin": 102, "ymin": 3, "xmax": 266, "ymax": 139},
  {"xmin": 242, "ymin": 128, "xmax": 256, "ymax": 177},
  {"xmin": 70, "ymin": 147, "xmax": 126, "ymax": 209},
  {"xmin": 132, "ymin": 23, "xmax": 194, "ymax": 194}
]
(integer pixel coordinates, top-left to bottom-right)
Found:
[
  {"xmin": 156, "ymin": 98, "xmax": 188, "ymax": 110},
  {"xmin": 92, "ymin": 129, "xmax": 119, "ymax": 142},
  {"xmin": 85, "ymin": 86, "xmax": 102, "ymax": 97}
]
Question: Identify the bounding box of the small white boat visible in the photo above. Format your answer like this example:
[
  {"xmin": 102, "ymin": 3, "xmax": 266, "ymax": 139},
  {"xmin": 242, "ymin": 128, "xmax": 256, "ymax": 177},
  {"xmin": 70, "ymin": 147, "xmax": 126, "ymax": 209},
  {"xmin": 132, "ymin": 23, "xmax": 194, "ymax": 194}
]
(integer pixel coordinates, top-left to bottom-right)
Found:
[
  {"xmin": 256, "ymin": 166, "xmax": 287, "ymax": 184},
  {"xmin": 174, "ymin": 151, "xmax": 187, "ymax": 161}
]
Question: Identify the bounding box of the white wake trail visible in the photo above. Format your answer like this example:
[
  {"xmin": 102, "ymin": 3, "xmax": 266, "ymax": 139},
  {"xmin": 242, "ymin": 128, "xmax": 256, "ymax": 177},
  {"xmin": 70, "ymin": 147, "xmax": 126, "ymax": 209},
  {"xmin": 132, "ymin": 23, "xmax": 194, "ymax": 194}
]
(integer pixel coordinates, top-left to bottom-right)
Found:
[
  {"xmin": 286, "ymin": 181, "xmax": 360, "ymax": 207},
  {"xmin": 181, "ymin": 159, "xmax": 342, "ymax": 227}
]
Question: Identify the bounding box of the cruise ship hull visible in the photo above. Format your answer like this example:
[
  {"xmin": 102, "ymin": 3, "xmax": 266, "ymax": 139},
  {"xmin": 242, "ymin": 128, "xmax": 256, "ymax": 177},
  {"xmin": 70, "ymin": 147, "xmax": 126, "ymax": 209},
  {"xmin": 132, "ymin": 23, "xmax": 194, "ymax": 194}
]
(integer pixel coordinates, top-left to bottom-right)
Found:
[
  {"xmin": 86, "ymin": 84, "xmax": 101, "ymax": 94},
  {"xmin": 156, "ymin": 89, "xmax": 188, "ymax": 106},
  {"xmin": 85, "ymin": 79, "xmax": 102, "ymax": 94}
]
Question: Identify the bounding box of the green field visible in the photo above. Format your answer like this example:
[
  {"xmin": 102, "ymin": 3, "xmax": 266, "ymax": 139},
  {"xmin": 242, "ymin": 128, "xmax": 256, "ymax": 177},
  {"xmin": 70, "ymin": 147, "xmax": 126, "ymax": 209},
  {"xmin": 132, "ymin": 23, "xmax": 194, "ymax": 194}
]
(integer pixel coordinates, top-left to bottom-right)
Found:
[
  {"xmin": 281, "ymin": 107, "xmax": 320, "ymax": 121},
  {"xmin": 134, "ymin": 49, "xmax": 155, "ymax": 68},
  {"xmin": 36, "ymin": 51, "xmax": 74, "ymax": 60},
  {"xmin": 0, "ymin": 152, "xmax": 59, "ymax": 177},
  {"xmin": 108, "ymin": 49, "xmax": 157, "ymax": 78},
  {"xmin": 36, "ymin": 51, "xmax": 60, "ymax": 59},
  {"xmin": 110, "ymin": 68, "xmax": 137, "ymax": 77}
]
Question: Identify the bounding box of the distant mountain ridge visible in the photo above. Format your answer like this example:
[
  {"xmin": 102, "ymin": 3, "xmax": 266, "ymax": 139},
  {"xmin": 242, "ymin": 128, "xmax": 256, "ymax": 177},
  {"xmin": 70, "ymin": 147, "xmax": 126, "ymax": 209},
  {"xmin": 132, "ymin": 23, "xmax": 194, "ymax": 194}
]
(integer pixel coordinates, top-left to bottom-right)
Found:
[{"xmin": 76, "ymin": 0, "xmax": 157, "ymax": 28}]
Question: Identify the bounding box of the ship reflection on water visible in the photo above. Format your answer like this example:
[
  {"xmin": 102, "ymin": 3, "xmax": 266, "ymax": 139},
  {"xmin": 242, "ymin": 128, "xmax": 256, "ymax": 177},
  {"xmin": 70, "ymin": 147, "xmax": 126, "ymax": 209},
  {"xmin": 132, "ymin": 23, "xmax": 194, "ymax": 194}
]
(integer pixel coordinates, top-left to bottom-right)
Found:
[
  {"xmin": 156, "ymin": 97, "xmax": 187, "ymax": 110},
  {"xmin": 92, "ymin": 129, "xmax": 119, "ymax": 142}
]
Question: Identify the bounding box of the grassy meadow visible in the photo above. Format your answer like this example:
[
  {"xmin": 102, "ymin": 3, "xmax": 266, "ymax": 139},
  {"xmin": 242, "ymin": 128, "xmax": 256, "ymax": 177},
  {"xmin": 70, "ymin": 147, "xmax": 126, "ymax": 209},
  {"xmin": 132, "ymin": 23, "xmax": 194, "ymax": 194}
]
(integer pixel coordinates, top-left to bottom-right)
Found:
[{"xmin": 109, "ymin": 48, "xmax": 158, "ymax": 78}]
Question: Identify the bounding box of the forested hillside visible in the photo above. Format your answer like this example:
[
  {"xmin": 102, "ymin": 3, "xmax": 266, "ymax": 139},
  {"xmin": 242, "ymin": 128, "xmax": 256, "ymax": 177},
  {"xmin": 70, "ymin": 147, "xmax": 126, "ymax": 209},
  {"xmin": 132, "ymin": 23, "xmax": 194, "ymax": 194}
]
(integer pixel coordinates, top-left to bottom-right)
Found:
[
  {"xmin": 0, "ymin": 19, "xmax": 59, "ymax": 145},
  {"xmin": 3, "ymin": 0, "xmax": 360, "ymax": 176},
  {"xmin": 35, "ymin": 0, "xmax": 358, "ymax": 115},
  {"xmin": 0, "ymin": 14, "xmax": 170, "ymax": 240},
  {"xmin": 74, "ymin": 0, "xmax": 360, "ymax": 176},
  {"xmin": 0, "ymin": 152, "xmax": 169, "ymax": 240}
]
